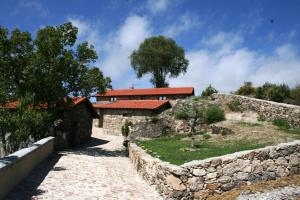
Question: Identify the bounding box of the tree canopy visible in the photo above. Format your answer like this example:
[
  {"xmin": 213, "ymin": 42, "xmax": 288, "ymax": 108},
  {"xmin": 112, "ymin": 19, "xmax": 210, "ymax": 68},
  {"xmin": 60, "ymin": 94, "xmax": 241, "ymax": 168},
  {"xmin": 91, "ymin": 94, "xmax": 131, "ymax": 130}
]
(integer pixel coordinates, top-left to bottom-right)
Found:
[
  {"xmin": 0, "ymin": 23, "xmax": 111, "ymax": 154},
  {"xmin": 0, "ymin": 22, "xmax": 111, "ymax": 109},
  {"xmin": 130, "ymin": 36, "xmax": 188, "ymax": 88}
]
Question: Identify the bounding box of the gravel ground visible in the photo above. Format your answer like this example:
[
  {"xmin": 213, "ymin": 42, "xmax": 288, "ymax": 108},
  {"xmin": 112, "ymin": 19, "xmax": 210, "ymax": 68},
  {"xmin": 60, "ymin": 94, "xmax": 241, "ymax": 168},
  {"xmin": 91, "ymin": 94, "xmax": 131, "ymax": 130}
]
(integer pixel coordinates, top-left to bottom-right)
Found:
[
  {"xmin": 6, "ymin": 128, "xmax": 162, "ymax": 200},
  {"xmin": 237, "ymin": 186, "xmax": 300, "ymax": 200}
]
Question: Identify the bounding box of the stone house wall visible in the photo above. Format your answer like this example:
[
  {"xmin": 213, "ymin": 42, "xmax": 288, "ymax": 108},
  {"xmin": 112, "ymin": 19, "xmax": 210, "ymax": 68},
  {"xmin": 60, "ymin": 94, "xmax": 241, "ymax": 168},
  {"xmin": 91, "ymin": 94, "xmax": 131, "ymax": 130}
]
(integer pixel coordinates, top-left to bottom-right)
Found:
[
  {"xmin": 96, "ymin": 94, "xmax": 193, "ymax": 102},
  {"xmin": 129, "ymin": 141, "xmax": 300, "ymax": 200},
  {"xmin": 212, "ymin": 94, "xmax": 300, "ymax": 127},
  {"xmin": 54, "ymin": 103, "xmax": 94, "ymax": 149}
]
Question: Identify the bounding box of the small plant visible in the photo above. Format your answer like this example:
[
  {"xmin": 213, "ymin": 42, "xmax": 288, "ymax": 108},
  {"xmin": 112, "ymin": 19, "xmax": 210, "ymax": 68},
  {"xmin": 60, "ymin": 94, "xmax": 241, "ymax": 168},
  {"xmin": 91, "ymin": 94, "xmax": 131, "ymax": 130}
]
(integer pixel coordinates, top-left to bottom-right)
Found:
[
  {"xmin": 175, "ymin": 110, "xmax": 190, "ymax": 120},
  {"xmin": 227, "ymin": 100, "xmax": 241, "ymax": 112},
  {"xmin": 203, "ymin": 105, "xmax": 225, "ymax": 124},
  {"xmin": 273, "ymin": 118, "xmax": 290, "ymax": 130},
  {"xmin": 203, "ymin": 133, "xmax": 211, "ymax": 140},
  {"xmin": 258, "ymin": 115, "xmax": 266, "ymax": 121},
  {"xmin": 121, "ymin": 120, "xmax": 132, "ymax": 137},
  {"xmin": 150, "ymin": 116, "xmax": 159, "ymax": 123}
]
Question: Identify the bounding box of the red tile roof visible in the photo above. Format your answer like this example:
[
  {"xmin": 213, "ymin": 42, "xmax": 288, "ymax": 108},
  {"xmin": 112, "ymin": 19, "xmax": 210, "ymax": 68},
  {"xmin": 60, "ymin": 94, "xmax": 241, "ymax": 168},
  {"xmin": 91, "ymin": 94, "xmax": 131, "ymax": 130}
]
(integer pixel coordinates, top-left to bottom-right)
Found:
[
  {"xmin": 95, "ymin": 87, "xmax": 194, "ymax": 97},
  {"xmin": 4, "ymin": 97, "xmax": 88, "ymax": 109},
  {"xmin": 92, "ymin": 100, "xmax": 170, "ymax": 110}
]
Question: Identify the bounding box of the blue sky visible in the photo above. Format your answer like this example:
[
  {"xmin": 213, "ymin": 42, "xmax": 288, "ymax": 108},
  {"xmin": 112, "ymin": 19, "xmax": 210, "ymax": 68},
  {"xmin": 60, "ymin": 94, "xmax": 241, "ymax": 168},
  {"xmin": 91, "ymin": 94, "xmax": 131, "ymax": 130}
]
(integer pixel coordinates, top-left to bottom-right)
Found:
[{"xmin": 1, "ymin": 0, "xmax": 300, "ymax": 94}]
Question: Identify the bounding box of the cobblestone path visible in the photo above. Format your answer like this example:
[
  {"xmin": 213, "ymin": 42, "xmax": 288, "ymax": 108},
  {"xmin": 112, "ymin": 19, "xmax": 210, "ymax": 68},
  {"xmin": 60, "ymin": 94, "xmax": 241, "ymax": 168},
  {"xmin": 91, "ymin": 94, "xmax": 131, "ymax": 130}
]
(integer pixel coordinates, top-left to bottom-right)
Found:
[{"xmin": 7, "ymin": 128, "xmax": 162, "ymax": 200}]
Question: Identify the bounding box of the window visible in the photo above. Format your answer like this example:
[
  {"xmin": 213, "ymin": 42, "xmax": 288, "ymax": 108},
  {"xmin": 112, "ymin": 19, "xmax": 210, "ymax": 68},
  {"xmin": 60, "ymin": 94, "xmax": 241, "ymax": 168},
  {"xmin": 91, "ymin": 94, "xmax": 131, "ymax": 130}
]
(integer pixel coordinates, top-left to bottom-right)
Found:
[
  {"xmin": 110, "ymin": 97, "xmax": 117, "ymax": 101},
  {"xmin": 159, "ymin": 96, "xmax": 167, "ymax": 100}
]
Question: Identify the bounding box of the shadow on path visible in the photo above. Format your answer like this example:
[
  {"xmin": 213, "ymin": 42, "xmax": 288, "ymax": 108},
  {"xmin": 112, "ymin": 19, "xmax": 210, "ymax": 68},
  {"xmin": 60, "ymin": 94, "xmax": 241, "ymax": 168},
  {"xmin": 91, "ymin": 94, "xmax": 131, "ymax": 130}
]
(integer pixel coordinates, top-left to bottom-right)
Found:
[
  {"xmin": 5, "ymin": 135, "xmax": 126, "ymax": 199},
  {"xmin": 5, "ymin": 153, "xmax": 62, "ymax": 200}
]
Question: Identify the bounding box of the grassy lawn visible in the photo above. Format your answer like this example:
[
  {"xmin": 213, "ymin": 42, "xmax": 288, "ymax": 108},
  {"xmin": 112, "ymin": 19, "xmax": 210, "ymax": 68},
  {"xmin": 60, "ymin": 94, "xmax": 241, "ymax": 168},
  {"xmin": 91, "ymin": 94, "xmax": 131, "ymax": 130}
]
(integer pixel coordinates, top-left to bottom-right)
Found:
[{"xmin": 136, "ymin": 135, "xmax": 270, "ymax": 165}]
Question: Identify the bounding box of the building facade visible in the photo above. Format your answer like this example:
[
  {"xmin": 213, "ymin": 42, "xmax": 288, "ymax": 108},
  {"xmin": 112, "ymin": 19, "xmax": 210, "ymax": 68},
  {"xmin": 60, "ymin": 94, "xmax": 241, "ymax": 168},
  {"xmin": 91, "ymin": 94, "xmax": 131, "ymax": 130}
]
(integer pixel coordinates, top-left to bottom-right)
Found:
[{"xmin": 92, "ymin": 87, "xmax": 194, "ymax": 135}]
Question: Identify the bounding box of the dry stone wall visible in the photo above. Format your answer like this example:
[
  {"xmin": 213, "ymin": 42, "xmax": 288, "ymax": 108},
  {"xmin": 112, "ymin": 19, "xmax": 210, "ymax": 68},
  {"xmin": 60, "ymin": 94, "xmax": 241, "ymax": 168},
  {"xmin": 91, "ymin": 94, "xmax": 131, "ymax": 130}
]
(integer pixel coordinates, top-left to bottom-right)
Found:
[
  {"xmin": 129, "ymin": 141, "xmax": 300, "ymax": 200},
  {"xmin": 212, "ymin": 94, "xmax": 300, "ymax": 127}
]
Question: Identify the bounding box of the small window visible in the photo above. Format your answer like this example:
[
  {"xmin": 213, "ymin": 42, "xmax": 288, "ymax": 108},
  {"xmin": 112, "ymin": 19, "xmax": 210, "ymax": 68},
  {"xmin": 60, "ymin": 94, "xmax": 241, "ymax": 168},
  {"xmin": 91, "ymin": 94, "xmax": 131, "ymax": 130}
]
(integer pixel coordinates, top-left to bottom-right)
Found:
[
  {"xmin": 110, "ymin": 97, "xmax": 117, "ymax": 101},
  {"xmin": 159, "ymin": 96, "xmax": 167, "ymax": 100},
  {"xmin": 122, "ymin": 113, "xmax": 132, "ymax": 117}
]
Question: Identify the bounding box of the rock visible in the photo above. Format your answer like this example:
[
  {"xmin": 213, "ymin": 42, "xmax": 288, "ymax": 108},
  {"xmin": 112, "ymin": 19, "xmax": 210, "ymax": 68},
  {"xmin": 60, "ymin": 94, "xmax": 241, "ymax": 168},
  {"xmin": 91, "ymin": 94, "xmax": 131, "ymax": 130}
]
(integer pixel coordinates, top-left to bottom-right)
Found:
[
  {"xmin": 194, "ymin": 190, "xmax": 211, "ymax": 200},
  {"xmin": 289, "ymin": 155, "xmax": 299, "ymax": 166},
  {"xmin": 261, "ymin": 159, "xmax": 275, "ymax": 170},
  {"xmin": 206, "ymin": 172, "xmax": 218, "ymax": 179},
  {"xmin": 223, "ymin": 163, "xmax": 238, "ymax": 176},
  {"xmin": 210, "ymin": 159, "xmax": 222, "ymax": 167},
  {"xmin": 261, "ymin": 172, "xmax": 276, "ymax": 181},
  {"xmin": 275, "ymin": 157, "xmax": 287, "ymax": 166},
  {"xmin": 276, "ymin": 166, "xmax": 288, "ymax": 177},
  {"xmin": 206, "ymin": 183, "xmax": 221, "ymax": 191},
  {"xmin": 193, "ymin": 168, "xmax": 207, "ymax": 177},
  {"xmin": 187, "ymin": 177, "xmax": 204, "ymax": 191},
  {"xmin": 221, "ymin": 182, "xmax": 236, "ymax": 191},
  {"xmin": 166, "ymin": 175, "xmax": 186, "ymax": 191},
  {"xmin": 235, "ymin": 172, "xmax": 249, "ymax": 180},
  {"xmin": 289, "ymin": 166, "xmax": 299, "ymax": 175},
  {"xmin": 218, "ymin": 175, "xmax": 231, "ymax": 184}
]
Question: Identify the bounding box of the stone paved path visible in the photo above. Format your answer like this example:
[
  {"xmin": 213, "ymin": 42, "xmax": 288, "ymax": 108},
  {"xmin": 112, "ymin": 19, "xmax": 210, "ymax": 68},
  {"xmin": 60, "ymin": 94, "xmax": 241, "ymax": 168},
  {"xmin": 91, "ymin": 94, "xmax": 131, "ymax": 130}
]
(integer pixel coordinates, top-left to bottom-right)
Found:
[{"xmin": 7, "ymin": 128, "xmax": 162, "ymax": 200}]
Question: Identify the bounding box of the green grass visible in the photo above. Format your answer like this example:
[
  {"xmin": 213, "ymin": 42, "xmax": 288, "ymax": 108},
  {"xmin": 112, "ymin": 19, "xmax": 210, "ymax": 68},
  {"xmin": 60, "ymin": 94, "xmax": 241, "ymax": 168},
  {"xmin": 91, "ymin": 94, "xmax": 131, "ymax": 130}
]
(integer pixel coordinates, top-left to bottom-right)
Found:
[
  {"xmin": 136, "ymin": 135, "xmax": 269, "ymax": 165},
  {"xmin": 273, "ymin": 118, "xmax": 300, "ymax": 137},
  {"xmin": 237, "ymin": 121, "xmax": 263, "ymax": 127}
]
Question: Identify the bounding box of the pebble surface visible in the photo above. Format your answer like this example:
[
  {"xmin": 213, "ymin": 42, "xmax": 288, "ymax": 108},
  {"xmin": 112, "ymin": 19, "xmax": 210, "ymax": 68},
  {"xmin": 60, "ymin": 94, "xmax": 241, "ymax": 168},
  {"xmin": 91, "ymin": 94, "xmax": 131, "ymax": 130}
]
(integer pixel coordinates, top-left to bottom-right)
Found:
[
  {"xmin": 237, "ymin": 186, "xmax": 300, "ymax": 200},
  {"xmin": 6, "ymin": 128, "xmax": 162, "ymax": 200}
]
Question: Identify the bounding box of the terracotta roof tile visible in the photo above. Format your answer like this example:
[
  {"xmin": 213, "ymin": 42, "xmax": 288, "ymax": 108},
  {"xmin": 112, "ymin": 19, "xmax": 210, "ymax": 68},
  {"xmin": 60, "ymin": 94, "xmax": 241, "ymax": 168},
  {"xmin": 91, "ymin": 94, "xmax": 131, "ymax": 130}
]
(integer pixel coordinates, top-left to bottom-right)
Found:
[
  {"xmin": 92, "ymin": 100, "xmax": 170, "ymax": 110},
  {"xmin": 95, "ymin": 87, "xmax": 194, "ymax": 97}
]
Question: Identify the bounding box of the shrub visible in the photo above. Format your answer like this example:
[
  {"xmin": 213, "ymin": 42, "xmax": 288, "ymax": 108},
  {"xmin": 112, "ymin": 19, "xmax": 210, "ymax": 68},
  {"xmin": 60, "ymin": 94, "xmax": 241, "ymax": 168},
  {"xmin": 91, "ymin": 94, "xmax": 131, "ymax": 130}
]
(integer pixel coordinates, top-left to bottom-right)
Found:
[
  {"xmin": 121, "ymin": 120, "xmax": 132, "ymax": 137},
  {"xmin": 150, "ymin": 116, "xmax": 159, "ymax": 123},
  {"xmin": 175, "ymin": 109, "xmax": 190, "ymax": 120},
  {"xmin": 203, "ymin": 105, "xmax": 225, "ymax": 124},
  {"xmin": 201, "ymin": 85, "xmax": 218, "ymax": 98},
  {"xmin": 227, "ymin": 100, "xmax": 241, "ymax": 112},
  {"xmin": 273, "ymin": 118, "xmax": 290, "ymax": 130},
  {"xmin": 236, "ymin": 82, "xmax": 256, "ymax": 96}
]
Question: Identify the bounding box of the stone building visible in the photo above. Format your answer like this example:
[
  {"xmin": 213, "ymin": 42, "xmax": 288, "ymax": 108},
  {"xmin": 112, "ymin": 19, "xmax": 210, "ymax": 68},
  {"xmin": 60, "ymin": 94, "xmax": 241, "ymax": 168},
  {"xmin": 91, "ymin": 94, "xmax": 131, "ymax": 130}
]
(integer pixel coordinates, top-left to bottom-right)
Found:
[
  {"xmin": 4, "ymin": 97, "xmax": 98, "ymax": 150},
  {"xmin": 54, "ymin": 97, "xmax": 98, "ymax": 149},
  {"xmin": 92, "ymin": 87, "xmax": 194, "ymax": 134}
]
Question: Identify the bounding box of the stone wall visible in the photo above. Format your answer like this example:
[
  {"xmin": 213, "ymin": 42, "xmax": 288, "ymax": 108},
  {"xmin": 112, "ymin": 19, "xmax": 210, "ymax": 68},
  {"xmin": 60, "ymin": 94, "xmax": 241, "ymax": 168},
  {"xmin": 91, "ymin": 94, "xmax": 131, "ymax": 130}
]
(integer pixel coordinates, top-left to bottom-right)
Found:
[
  {"xmin": 212, "ymin": 94, "xmax": 300, "ymax": 127},
  {"xmin": 54, "ymin": 103, "xmax": 94, "ymax": 149},
  {"xmin": 94, "ymin": 108, "xmax": 168, "ymax": 135},
  {"xmin": 129, "ymin": 141, "xmax": 300, "ymax": 200},
  {"xmin": 0, "ymin": 137, "xmax": 54, "ymax": 199}
]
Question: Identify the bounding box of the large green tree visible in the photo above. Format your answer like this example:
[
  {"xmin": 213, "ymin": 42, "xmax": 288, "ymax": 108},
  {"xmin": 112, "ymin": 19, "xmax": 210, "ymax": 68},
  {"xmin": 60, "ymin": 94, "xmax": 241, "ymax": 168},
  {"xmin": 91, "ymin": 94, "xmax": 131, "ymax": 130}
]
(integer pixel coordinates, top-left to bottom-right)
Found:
[
  {"xmin": 130, "ymin": 36, "xmax": 188, "ymax": 88},
  {"xmin": 0, "ymin": 23, "xmax": 111, "ymax": 154},
  {"xmin": 0, "ymin": 22, "xmax": 111, "ymax": 109}
]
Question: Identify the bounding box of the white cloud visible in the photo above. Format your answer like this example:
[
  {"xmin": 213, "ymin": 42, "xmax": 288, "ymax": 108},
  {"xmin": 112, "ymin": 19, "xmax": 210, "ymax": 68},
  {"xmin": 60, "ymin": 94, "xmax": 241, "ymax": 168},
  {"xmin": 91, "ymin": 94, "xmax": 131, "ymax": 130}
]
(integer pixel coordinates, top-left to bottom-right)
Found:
[
  {"xmin": 169, "ymin": 32, "xmax": 300, "ymax": 94},
  {"xmin": 163, "ymin": 12, "xmax": 203, "ymax": 37},
  {"xmin": 67, "ymin": 17, "xmax": 102, "ymax": 52},
  {"xmin": 11, "ymin": 0, "xmax": 48, "ymax": 17},
  {"xmin": 147, "ymin": 0, "xmax": 169, "ymax": 13},
  {"xmin": 101, "ymin": 15, "xmax": 151, "ymax": 81}
]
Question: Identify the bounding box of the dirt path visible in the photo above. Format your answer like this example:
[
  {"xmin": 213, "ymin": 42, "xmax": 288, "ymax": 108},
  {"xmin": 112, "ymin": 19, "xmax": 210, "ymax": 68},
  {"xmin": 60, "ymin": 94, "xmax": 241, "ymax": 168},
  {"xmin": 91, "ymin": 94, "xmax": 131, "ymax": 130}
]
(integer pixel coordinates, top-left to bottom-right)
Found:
[{"xmin": 6, "ymin": 128, "xmax": 162, "ymax": 200}]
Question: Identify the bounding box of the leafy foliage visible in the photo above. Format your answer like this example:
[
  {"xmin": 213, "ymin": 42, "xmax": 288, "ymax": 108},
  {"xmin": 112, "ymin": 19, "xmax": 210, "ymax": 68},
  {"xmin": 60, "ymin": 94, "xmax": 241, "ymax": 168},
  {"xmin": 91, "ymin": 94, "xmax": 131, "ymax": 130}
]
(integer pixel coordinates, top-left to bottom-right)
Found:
[
  {"xmin": 130, "ymin": 36, "xmax": 188, "ymax": 88},
  {"xmin": 0, "ymin": 23, "xmax": 111, "ymax": 154},
  {"xmin": 121, "ymin": 120, "xmax": 132, "ymax": 137},
  {"xmin": 235, "ymin": 82, "xmax": 256, "ymax": 96},
  {"xmin": 227, "ymin": 100, "xmax": 241, "ymax": 112},
  {"xmin": 203, "ymin": 105, "xmax": 225, "ymax": 124},
  {"xmin": 201, "ymin": 85, "xmax": 218, "ymax": 98}
]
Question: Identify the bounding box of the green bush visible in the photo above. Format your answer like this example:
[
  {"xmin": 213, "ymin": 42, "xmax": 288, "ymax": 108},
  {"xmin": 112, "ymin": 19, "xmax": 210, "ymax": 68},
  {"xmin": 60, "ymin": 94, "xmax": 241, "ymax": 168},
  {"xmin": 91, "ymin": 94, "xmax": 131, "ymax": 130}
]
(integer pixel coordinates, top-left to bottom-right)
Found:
[
  {"xmin": 201, "ymin": 85, "xmax": 218, "ymax": 98},
  {"xmin": 227, "ymin": 100, "xmax": 241, "ymax": 112},
  {"xmin": 203, "ymin": 105, "xmax": 225, "ymax": 124},
  {"xmin": 236, "ymin": 82, "xmax": 256, "ymax": 96},
  {"xmin": 121, "ymin": 120, "xmax": 132, "ymax": 137},
  {"xmin": 175, "ymin": 109, "xmax": 190, "ymax": 120},
  {"xmin": 273, "ymin": 118, "xmax": 290, "ymax": 130}
]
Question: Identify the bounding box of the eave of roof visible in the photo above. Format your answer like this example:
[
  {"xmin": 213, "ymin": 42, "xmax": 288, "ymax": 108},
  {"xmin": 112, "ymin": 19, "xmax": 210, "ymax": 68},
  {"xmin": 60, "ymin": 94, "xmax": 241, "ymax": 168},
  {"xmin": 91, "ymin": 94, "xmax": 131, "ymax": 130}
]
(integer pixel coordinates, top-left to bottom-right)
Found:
[
  {"xmin": 94, "ymin": 87, "xmax": 194, "ymax": 97},
  {"xmin": 92, "ymin": 100, "xmax": 170, "ymax": 110}
]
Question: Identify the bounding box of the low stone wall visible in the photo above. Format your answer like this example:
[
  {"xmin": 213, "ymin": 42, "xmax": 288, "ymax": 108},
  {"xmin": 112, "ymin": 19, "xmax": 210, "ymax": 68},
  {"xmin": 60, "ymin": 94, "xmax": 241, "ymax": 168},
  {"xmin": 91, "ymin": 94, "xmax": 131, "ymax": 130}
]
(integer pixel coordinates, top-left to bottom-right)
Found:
[
  {"xmin": 0, "ymin": 137, "xmax": 54, "ymax": 199},
  {"xmin": 129, "ymin": 141, "xmax": 300, "ymax": 200},
  {"xmin": 212, "ymin": 94, "xmax": 300, "ymax": 127}
]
